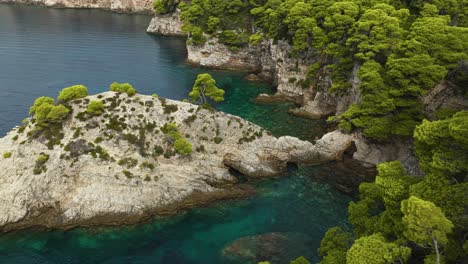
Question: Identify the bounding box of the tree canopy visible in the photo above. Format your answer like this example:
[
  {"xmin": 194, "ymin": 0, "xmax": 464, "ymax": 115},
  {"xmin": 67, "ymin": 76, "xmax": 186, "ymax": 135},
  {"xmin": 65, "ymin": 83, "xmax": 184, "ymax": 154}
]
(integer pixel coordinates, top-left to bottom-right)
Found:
[
  {"xmin": 57, "ymin": 85, "xmax": 88, "ymax": 102},
  {"xmin": 189, "ymin": 73, "xmax": 225, "ymax": 106}
]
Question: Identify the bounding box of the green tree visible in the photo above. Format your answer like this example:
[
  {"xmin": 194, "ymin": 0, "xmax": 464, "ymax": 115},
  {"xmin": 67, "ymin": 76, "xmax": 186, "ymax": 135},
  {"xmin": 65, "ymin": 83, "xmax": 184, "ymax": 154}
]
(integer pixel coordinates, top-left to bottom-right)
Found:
[
  {"xmin": 290, "ymin": 256, "xmax": 310, "ymax": 264},
  {"xmin": 189, "ymin": 73, "xmax": 225, "ymax": 106},
  {"xmin": 34, "ymin": 103, "xmax": 70, "ymax": 127},
  {"xmin": 110, "ymin": 82, "xmax": 137, "ymax": 96},
  {"xmin": 153, "ymin": 0, "xmax": 178, "ymax": 15},
  {"xmin": 346, "ymin": 233, "xmax": 411, "ymax": 264},
  {"xmin": 86, "ymin": 100, "xmax": 105, "ymax": 116},
  {"xmin": 57, "ymin": 85, "xmax": 88, "ymax": 102},
  {"xmin": 318, "ymin": 227, "xmax": 352, "ymax": 264},
  {"xmin": 161, "ymin": 122, "xmax": 193, "ymax": 155},
  {"xmin": 401, "ymin": 196, "xmax": 454, "ymax": 264},
  {"xmin": 29, "ymin": 96, "xmax": 55, "ymax": 115}
]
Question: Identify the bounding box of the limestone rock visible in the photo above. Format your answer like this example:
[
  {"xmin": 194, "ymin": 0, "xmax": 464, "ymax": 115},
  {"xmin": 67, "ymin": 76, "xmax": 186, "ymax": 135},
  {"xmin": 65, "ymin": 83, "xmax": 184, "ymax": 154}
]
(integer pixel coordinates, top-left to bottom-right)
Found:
[
  {"xmin": 186, "ymin": 39, "xmax": 261, "ymax": 71},
  {"xmin": 146, "ymin": 9, "xmax": 184, "ymax": 36},
  {"xmin": 0, "ymin": 92, "xmax": 354, "ymax": 232},
  {"xmin": 0, "ymin": 0, "xmax": 153, "ymax": 13}
]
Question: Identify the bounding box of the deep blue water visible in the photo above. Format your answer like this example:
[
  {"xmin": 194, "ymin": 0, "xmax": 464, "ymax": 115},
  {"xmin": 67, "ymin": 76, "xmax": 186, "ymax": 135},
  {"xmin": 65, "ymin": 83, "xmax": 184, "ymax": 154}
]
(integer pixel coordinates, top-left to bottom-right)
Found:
[{"xmin": 0, "ymin": 4, "xmax": 350, "ymax": 263}]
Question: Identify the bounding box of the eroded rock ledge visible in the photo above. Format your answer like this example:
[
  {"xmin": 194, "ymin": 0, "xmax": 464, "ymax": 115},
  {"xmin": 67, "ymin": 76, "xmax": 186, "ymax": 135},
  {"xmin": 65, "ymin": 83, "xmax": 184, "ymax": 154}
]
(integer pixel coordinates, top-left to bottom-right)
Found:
[
  {"xmin": 0, "ymin": 92, "xmax": 354, "ymax": 232},
  {"xmin": 0, "ymin": 0, "xmax": 153, "ymax": 14}
]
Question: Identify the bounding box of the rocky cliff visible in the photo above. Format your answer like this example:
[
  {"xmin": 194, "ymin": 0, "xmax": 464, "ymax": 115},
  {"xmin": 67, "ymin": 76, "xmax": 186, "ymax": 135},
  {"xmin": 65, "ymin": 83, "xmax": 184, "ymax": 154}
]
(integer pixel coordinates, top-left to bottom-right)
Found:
[
  {"xmin": 0, "ymin": 91, "xmax": 354, "ymax": 232},
  {"xmin": 146, "ymin": 8, "xmax": 184, "ymax": 36},
  {"xmin": 0, "ymin": 0, "xmax": 153, "ymax": 13}
]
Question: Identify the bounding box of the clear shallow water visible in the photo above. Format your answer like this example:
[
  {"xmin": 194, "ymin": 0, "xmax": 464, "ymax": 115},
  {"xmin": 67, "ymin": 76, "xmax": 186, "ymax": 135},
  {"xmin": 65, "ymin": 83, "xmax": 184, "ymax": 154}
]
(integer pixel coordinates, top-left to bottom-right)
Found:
[
  {"xmin": 0, "ymin": 168, "xmax": 351, "ymax": 264},
  {"xmin": 0, "ymin": 4, "xmax": 350, "ymax": 263}
]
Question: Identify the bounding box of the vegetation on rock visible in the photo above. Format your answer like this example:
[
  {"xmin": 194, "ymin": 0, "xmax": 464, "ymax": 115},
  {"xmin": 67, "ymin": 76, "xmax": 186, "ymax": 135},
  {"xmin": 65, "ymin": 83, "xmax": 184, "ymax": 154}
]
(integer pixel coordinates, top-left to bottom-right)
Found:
[
  {"xmin": 57, "ymin": 85, "xmax": 88, "ymax": 102},
  {"xmin": 86, "ymin": 100, "xmax": 105, "ymax": 116},
  {"xmin": 110, "ymin": 82, "xmax": 137, "ymax": 96},
  {"xmin": 189, "ymin": 73, "xmax": 225, "ymax": 107},
  {"xmin": 318, "ymin": 111, "xmax": 467, "ymax": 264},
  {"xmin": 2, "ymin": 152, "xmax": 12, "ymax": 159},
  {"xmin": 161, "ymin": 0, "xmax": 467, "ymax": 140}
]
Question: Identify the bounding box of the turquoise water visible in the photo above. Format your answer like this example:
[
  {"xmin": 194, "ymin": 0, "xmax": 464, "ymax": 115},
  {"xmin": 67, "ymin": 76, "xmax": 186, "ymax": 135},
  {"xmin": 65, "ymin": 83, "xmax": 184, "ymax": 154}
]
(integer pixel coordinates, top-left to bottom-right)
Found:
[
  {"xmin": 0, "ymin": 168, "xmax": 351, "ymax": 264},
  {"xmin": 0, "ymin": 4, "xmax": 350, "ymax": 263}
]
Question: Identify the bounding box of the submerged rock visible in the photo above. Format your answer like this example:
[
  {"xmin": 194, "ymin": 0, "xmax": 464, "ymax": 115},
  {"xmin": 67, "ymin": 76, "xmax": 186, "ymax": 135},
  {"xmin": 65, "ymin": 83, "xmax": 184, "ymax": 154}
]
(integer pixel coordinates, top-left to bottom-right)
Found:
[
  {"xmin": 0, "ymin": 92, "xmax": 354, "ymax": 232},
  {"xmin": 222, "ymin": 232, "xmax": 312, "ymax": 263}
]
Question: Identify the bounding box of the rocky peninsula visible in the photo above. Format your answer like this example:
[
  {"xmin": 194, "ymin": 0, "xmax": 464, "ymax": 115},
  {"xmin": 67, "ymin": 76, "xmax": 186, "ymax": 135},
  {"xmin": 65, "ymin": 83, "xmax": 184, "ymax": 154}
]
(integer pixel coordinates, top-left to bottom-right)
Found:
[{"xmin": 0, "ymin": 89, "xmax": 354, "ymax": 232}]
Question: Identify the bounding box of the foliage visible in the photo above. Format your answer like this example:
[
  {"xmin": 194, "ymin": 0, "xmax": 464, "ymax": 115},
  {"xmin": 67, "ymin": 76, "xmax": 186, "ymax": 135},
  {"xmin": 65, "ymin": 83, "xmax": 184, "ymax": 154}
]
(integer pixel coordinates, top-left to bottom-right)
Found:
[
  {"xmin": 346, "ymin": 233, "xmax": 411, "ymax": 264},
  {"xmin": 34, "ymin": 103, "xmax": 70, "ymax": 127},
  {"xmin": 86, "ymin": 100, "xmax": 105, "ymax": 116},
  {"xmin": 289, "ymin": 256, "xmax": 310, "ymax": 264},
  {"xmin": 3, "ymin": 152, "xmax": 12, "ymax": 159},
  {"xmin": 29, "ymin": 96, "xmax": 55, "ymax": 115},
  {"xmin": 110, "ymin": 82, "xmax": 137, "ymax": 96},
  {"xmin": 402, "ymin": 196, "xmax": 454, "ymax": 246},
  {"xmin": 34, "ymin": 153, "xmax": 50, "ymax": 175},
  {"xmin": 176, "ymin": 0, "xmax": 467, "ymax": 140},
  {"xmin": 161, "ymin": 123, "xmax": 192, "ymax": 155},
  {"xmin": 318, "ymin": 227, "xmax": 352, "ymax": 264},
  {"xmin": 320, "ymin": 110, "xmax": 467, "ymax": 263},
  {"xmin": 174, "ymin": 138, "xmax": 192, "ymax": 155},
  {"xmin": 189, "ymin": 73, "xmax": 224, "ymax": 106},
  {"xmin": 57, "ymin": 85, "xmax": 88, "ymax": 102},
  {"xmin": 153, "ymin": 0, "xmax": 178, "ymax": 15},
  {"xmin": 401, "ymin": 196, "xmax": 454, "ymax": 263}
]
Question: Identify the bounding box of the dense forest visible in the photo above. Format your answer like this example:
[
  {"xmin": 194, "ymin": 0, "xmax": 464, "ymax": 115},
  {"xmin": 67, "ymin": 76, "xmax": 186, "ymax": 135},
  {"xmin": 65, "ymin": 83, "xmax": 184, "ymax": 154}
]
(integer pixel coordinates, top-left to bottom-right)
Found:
[{"xmin": 151, "ymin": 0, "xmax": 468, "ymax": 263}]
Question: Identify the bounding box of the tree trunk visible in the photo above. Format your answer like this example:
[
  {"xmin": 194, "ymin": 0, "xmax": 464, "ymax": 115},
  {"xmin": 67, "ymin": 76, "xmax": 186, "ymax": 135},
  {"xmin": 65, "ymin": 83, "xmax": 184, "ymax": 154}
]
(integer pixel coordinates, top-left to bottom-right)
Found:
[{"xmin": 432, "ymin": 236, "xmax": 441, "ymax": 264}]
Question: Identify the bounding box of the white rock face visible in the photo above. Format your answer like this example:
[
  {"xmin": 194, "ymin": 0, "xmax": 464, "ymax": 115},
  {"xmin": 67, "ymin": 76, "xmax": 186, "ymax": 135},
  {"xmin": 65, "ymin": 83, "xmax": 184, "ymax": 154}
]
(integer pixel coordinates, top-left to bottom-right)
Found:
[
  {"xmin": 186, "ymin": 38, "xmax": 262, "ymax": 71},
  {"xmin": 0, "ymin": 92, "xmax": 354, "ymax": 231},
  {"xmin": 0, "ymin": 0, "xmax": 153, "ymax": 13},
  {"xmin": 146, "ymin": 9, "xmax": 184, "ymax": 36}
]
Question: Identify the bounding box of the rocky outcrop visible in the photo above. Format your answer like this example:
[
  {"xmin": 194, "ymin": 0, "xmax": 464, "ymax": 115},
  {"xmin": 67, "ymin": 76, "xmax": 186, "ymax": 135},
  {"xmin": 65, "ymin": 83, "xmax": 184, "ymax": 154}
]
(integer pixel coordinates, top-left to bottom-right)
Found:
[
  {"xmin": 186, "ymin": 39, "xmax": 262, "ymax": 72},
  {"xmin": 146, "ymin": 9, "xmax": 184, "ymax": 36},
  {"xmin": 422, "ymin": 80, "xmax": 468, "ymax": 120},
  {"xmin": 184, "ymin": 38, "xmax": 361, "ymax": 119},
  {"xmin": 222, "ymin": 232, "xmax": 312, "ymax": 263},
  {"xmin": 0, "ymin": 92, "xmax": 354, "ymax": 232},
  {"xmin": 351, "ymin": 135, "xmax": 421, "ymax": 176},
  {"xmin": 0, "ymin": 0, "xmax": 153, "ymax": 13}
]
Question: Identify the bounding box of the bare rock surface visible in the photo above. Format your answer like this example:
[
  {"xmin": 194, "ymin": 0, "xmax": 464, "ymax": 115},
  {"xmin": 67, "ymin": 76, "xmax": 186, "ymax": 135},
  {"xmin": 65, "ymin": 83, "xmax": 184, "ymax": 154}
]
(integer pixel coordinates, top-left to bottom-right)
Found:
[
  {"xmin": 0, "ymin": 0, "xmax": 153, "ymax": 13},
  {"xmin": 146, "ymin": 9, "xmax": 184, "ymax": 36},
  {"xmin": 0, "ymin": 92, "xmax": 354, "ymax": 232}
]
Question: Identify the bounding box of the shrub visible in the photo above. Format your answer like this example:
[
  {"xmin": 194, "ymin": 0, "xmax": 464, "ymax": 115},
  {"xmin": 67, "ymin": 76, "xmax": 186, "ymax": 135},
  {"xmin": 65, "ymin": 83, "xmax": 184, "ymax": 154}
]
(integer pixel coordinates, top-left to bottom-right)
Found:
[
  {"xmin": 219, "ymin": 30, "xmax": 248, "ymax": 47},
  {"xmin": 151, "ymin": 93, "xmax": 159, "ymax": 98},
  {"xmin": 86, "ymin": 100, "xmax": 105, "ymax": 115},
  {"xmin": 213, "ymin": 137, "xmax": 223, "ymax": 144},
  {"xmin": 57, "ymin": 85, "xmax": 88, "ymax": 102},
  {"xmin": 110, "ymin": 82, "xmax": 137, "ymax": 96},
  {"xmin": 29, "ymin": 96, "xmax": 55, "ymax": 115},
  {"xmin": 249, "ymin": 33, "xmax": 263, "ymax": 46},
  {"xmin": 163, "ymin": 104, "xmax": 178, "ymax": 114},
  {"xmin": 153, "ymin": 0, "xmax": 177, "ymax": 14},
  {"xmin": 118, "ymin": 157, "xmax": 138, "ymax": 168},
  {"xmin": 122, "ymin": 170, "xmax": 134, "ymax": 178},
  {"xmin": 189, "ymin": 26, "xmax": 206, "ymax": 45},
  {"xmin": 3, "ymin": 152, "xmax": 12, "ymax": 158},
  {"xmin": 140, "ymin": 161, "xmax": 155, "ymax": 171},
  {"xmin": 34, "ymin": 104, "xmax": 70, "ymax": 127},
  {"xmin": 174, "ymin": 138, "xmax": 193, "ymax": 155},
  {"xmin": 34, "ymin": 153, "xmax": 49, "ymax": 174}
]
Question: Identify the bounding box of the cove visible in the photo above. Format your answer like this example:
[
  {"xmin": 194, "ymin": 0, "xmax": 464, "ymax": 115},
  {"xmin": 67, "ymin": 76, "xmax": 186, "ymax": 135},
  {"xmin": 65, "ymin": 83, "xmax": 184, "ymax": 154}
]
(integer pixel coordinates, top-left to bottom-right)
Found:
[{"xmin": 0, "ymin": 4, "xmax": 351, "ymax": 263}]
